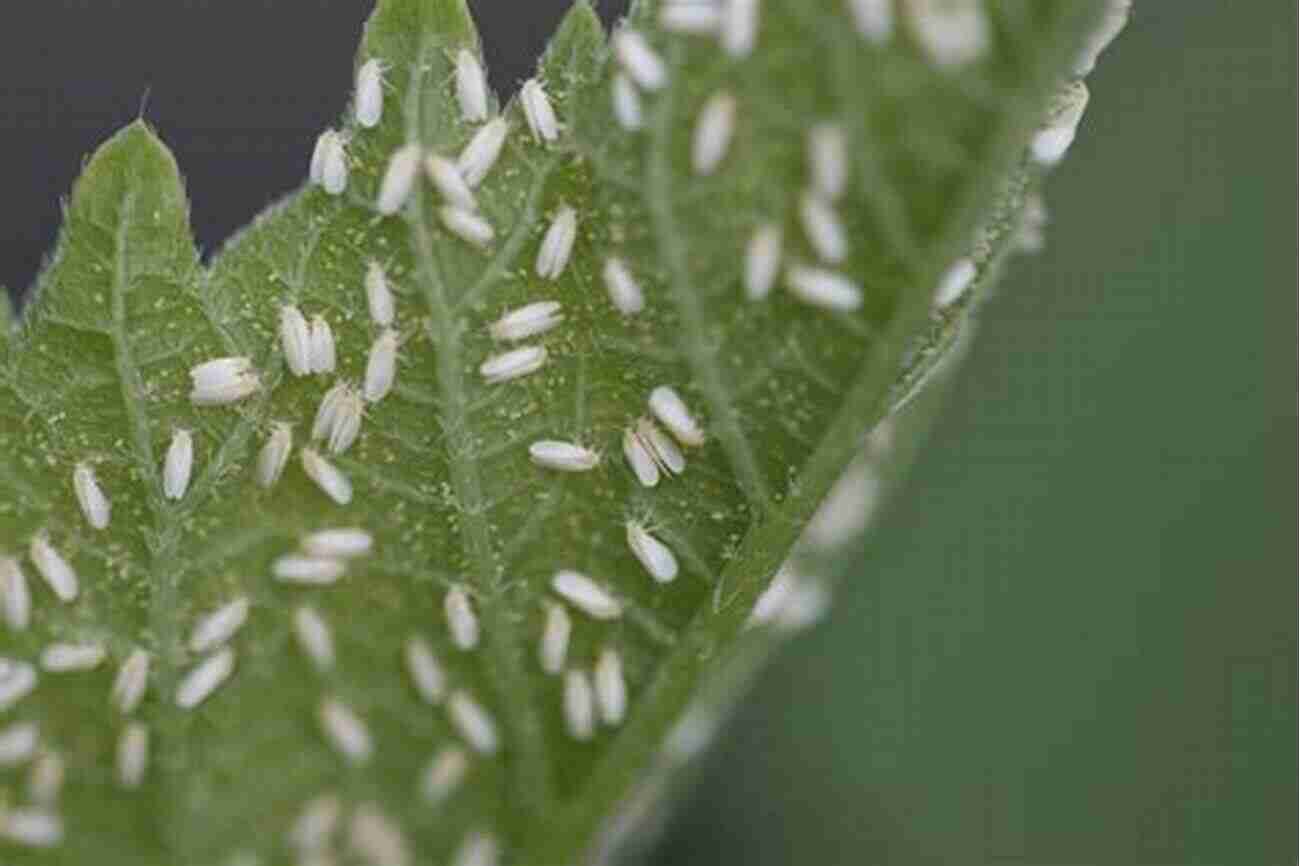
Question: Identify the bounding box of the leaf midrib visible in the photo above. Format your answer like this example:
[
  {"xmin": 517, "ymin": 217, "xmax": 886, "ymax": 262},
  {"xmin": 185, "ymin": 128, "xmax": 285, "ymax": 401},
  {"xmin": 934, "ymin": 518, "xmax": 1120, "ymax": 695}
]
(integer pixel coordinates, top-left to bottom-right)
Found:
[{"xmin": 400, "ymin": 38, "xmax": 559, "ymax": 831}]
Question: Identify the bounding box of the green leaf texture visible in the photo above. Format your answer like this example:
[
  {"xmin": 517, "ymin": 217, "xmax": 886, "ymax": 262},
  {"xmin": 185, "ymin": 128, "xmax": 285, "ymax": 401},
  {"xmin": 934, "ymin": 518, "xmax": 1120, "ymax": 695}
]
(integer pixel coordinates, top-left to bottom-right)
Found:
[{"xmin": 0, "ymin": 1, "xmax": 1110, "ymax": 863}]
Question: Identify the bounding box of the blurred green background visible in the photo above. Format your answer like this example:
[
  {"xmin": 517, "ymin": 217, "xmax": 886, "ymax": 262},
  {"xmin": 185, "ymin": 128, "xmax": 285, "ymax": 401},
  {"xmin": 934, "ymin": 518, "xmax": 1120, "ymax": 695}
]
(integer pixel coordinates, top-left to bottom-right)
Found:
[{"xmin": 653, "ymin": 3, "xmax": 1296, "ymax": 865}]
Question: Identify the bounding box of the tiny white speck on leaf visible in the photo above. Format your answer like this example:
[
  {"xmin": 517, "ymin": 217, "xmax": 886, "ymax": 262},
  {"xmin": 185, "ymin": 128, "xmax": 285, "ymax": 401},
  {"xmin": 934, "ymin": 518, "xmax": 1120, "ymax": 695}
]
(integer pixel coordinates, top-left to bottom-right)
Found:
[
  {"xmin": 1074, "ymin": 0, "xmax": 1130, "ymax": 76},
  {"xmin": 808, "ymin": 122, "xmax": 849, "ymax": 200},
  {"xmin": 440, "ymin": 205, "xmax": 495, "ymax": 247},
  {"xmin": 273, "ymin": 553, "xmax": 346, "ymax": 585},
  {"xmin": 745, "ymin": 222, "xmax": 783, "ymax": 301},
  {"xmin": 848, "ymin": 0, "xmax": 894, "ymax": 43},
  {"xmin": 28, "ymin": 752, "xmax": 64, "ymax": 805},
  {"xmin": 799, "ymin": 191, "xmax": 849, "ymax": 264},
  {"xmin": 648, "ymin": 385, "xmax": 706, "ymax": 447},
  {"xmin": 0, "ymin": 807, "xmax": 62, "ymax": 848},
  {"xmin": 162, "ymin": 428, "xmax": 194, "ymax": 501},
  {"xmin": 425, "ymin": 152, "xmax": 478, "ymax": 211},
  {"xmin": 455, "ymin": 48, "xmax": 490, "ymax": 122},
  {"xmin": 563, "ymin": 669, "xmax": 596, "ymax": 741},
  {"xmin": 301, "ymin": 448, "xmax": 353, "ymax": 505},
  {"xmin": 302, "ymin": 528, "xmax": 373, "ymax": 559},
  {"xmin": 663, "ymin": 708, "xmax": 721, "ymax": 763},
  {"xmin": 520, "ymin": 78, "xmax": 560, "ymax": 143},
  {"xmin": 116, "ymin": 722, "xmax": 149, "ymax": 789},
  {"xmin": 355, "ymin": 58, "xmax": 385, "ymax": 128},
  {"xmin": 0, "ymin": 658, "xmax": 38, "ymax": 713},
  {"xmin": 539, "ymin": 602, "xmax": 571, "ymax": 675},
  {"xmin": 458, "ymin": 117, "xmax": 509, "ymax": 186},
  {"xmin": 447, "ymin": 690, "xmax": 499, "ymax": 755},
  {"xmin": 721, "ymin": 0, "xmax": 760, "ymax": 57},
  {"xmin": 190, "ymin": 356, "xmax": 259, "ymax": 406},
  {"xmin": 280, "ymin": 304, "xmax": 313, "ymax": 377},
  {"xmin": 906, "ymin": 0, "xmax": 990, "ymax": 68},
  {"xmin": 364, "ymin": 329, "xmax": 400, "ymax": 403},
  {"xmin": 318, "ymin": 697, "xmax": 373, "ymax": 765},
  {"xmin": 552, "ymin": 570, "xmax": 623, "ymax": 620},
  {"xmin": 626, "ymin": 521, "xmax": 680, "ymax": 583},
  {"xmin": 934, "ymin": 257, "xmax": 977, "ymax": 308},
  {"xmin": 445, "ymin": 586, "xmax": 480, "ymax": 651},
  {"xmin": 660, "ymin": 2, "xmax": 722, "ymax": 35},
  {"xmin": 536, "ymin": 206, "xmax": 578, "ymax": 280},
  {"xmin": 404, "ymin": 636, "xmax": 446, "ymax": 704},
  {"xmin": 308, "ymin": 315, "xmax": 336, "ymax": 375},
  {"xmin": 72, "ymin": 462, "xmax": 111, "ymax": 530},
  {"xmin": 293, "ymin": 606, "xmax": 335, "ymax": 672},
  {"xmin": 452, "ymin": 831, "xmax": 501, "ymax": 866},
  {"xmin": 423, "ymin": 745, "xmax": 470, "ymax": 805},
  {"xmin": 1, "ymin": 557, "xmax": 31, "ymax": 631},
  {"xmin": 0, "ymin": 721, "xmax": 39, "ymax": 767},
  {"xmin": 175, "ymin": 647, "xmax": 236, "ymax": 710},
  {"xmin": 529, "ymin": 440, "xmax": 600, "ymax": 472},
  {"xmin": 256, "ymin": 422, "xmax": 293, "ymax": 488},
  {"xmin": 309, "ymin": 129, "xmax": 332, "ymax": 186},
  {"xmin": 289, "ymin": 794, "xmax": 341, "ymax": 853},
  {"xmin": 692, "ymin": 90, "xmax": 737, "ymax": 176},
  {"xmin": 349, "ymin": 803, "xmax": 409, "ymax": 866},
  {"xmin": 784, "ymin": 263, "xmax": 864, "ymax": 312},
  {"xmin": 188, "ymin": 596, "xmax": 250, "ymax": 654},
  {"xmin": 602, "ymin": 257, "xmax": 645, "ymax": 315},
  {"xmin": 611, "ymin": 73, "xmax": 644, "ymax": 131},
  {"xmin": 613, "ymin": 29, "xmax": 667, "ymax": 91},
  {"xmin": 40, "ymin": 642, "xmax": 105, "ymax": 672},
  {"xmin": 748, "ymin": 565, "xmax": 831, "ymax": 632},
  {"xmin": 489, "ymin": 301, "xmax": 563, "ymax": 342},
  {"xmin": 479, "ymin": 345, "xmax": 547, "ymax": 384},
  {"xmin": 1031, "ymin": 81, "xmax": 1089, "ymax": 167},
  {"xmin": 377, "ymin": 143, "xmax": 423, "ymax": 216},
  {"xmin": 29, "ymin": 534, "xmax": 79, "ymax": 602},
  {"xmin": 622, "ymin": 426, "xmax": 661, "ymax": 487},
  {"xmin": 1016, "ymin": 192, "xmax": 1049, "ymax": 254},
  {"xmin": 315, "ymin": 382, "xmax": 364, "ymax": 455},
  {"xmin": 594, "ymin": 647, "xmax": 628, "ymax": 726},
  {"xmin": 311, "ymin": 129, "xmax": 349, "ymax": 195},
  {"xmin": 637, "ymin": 417, "xmax": 687, "ymax": 475},
  {"xmin": 365, "ymin": 260, "xmax": 395, "ymax": 326},
  {"xmin": 111, "ymin": 649, "xmax": 150, "ymax": 714},
  {"xmin": 807, "ymin": 461, "xmax": 882, "ymax": 548},
  {"xmin": 313, "ymin": 381, "xmax": 354, "ymax": 445}
]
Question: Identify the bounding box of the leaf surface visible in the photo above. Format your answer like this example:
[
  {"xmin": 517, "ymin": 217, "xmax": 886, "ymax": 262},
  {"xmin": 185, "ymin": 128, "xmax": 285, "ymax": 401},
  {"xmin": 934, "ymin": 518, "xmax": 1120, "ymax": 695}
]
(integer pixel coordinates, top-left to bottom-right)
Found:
[{"xmin": 0, "ymin": 1, "xmax": 1109, "ymax": 862}]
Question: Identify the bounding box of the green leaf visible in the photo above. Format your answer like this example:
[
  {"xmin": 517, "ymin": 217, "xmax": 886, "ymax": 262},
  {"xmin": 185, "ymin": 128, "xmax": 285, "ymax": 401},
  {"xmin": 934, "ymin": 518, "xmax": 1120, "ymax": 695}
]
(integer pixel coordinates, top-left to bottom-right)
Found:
[{"xmin": 0, "ymin": 0, "xmax": 1115, "ymax": 862}]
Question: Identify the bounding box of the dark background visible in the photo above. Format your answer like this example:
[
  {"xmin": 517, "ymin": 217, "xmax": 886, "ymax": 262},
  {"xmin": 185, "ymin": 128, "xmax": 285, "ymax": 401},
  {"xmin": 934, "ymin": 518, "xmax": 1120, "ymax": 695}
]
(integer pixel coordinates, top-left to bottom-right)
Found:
[{"xmin": 1, "ymin": 2, "xmax": 1293, "ymax": 864}]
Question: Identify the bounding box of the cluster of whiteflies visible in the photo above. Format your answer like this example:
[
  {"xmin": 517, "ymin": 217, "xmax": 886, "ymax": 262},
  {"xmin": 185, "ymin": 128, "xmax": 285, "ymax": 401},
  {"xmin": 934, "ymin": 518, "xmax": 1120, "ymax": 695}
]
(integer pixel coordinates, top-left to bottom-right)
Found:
[
  {"xmin": 175, "ymin": 249, "xmax": 407, "ymax": 507},
  {"xmin": 0, "ymin": 0, "xmax": 1134, "ymax": 857},
  {"xmin": 615, "ymin": 4, "xmax": 871, "ymax": 312},
  {"xmin": 647, "ymin": 0, "xmax": 1124, "ymax": 315}
]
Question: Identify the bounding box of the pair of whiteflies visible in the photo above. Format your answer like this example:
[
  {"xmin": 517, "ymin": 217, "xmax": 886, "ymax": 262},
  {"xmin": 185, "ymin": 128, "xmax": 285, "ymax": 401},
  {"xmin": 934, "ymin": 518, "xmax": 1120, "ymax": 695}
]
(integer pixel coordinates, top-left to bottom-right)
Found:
[
  {"xmin": 396, "ymin": 637, "xmax": 500, "ymax": 756},
  {"xmin": 561, "ymin": 647, "xmax": 628, "ymax": 741},
  {"xmin": 350, "ymin": 46, "xmax": 491, "ymax": 132},
  {"xmin": 278, "ymin": 306, "xmax": 337, "ymax": 379},
  {"xmin": 527, "ymin": 383, "xmax": 703, "ymax": 477},
  {"xmin": 1, "ymin": 535, "xmax": 79, "ymax": 634},
  {"xmin": 272, "ymin": 527, "xmax": 374, "ymax": 587}
]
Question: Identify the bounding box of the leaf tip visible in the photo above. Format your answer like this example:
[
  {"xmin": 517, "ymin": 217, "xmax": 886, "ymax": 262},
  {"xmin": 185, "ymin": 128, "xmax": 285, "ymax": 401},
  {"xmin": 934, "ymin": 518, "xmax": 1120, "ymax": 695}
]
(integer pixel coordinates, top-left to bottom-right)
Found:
[
  {"xmin": 82, "ymin": 119, "xmax": 181, "ymax": 184},
  {"xmin": 551, "ymin": 0, "xmax": 605, "ymax": 51},
  {"xmin": 364, "ymin": 0, "xmax": 480, "ymax": 54},
  {"xmin": 537, "ymin": 0, "xmax": 607, "ymax": 98}
]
